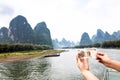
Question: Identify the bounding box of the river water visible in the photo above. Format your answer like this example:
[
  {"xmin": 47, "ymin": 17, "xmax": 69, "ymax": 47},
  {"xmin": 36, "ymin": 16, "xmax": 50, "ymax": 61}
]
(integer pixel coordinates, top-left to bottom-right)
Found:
[{"xmin": 0, "ymin": 48, "xmax": 120, "ymax": 80}]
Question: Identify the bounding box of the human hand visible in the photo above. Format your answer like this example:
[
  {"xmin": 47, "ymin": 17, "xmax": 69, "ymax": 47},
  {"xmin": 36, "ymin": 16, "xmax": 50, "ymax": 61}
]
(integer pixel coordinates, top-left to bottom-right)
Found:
[
  {"xmin": 96, "ymin": 52, "xmax": 112, "ymax": 67},
  {"xmin": 76, "ymin": 52, "xmax": 89, "ymax": 72},
  {"xmin": 76, "ymin": 50, "xmax": 99, "ymax": 80}
]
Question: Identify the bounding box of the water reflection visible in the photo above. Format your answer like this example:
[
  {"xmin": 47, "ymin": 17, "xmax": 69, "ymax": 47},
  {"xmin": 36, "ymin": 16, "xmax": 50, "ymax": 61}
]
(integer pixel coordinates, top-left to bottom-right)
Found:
[{"xmin": 0, "ymin": 49, "xmax": 119, "ymax": 80}]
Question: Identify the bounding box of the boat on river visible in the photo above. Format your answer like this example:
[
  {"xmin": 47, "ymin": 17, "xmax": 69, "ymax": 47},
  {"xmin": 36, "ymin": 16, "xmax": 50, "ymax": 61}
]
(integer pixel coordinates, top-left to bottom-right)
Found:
[{"xmin": 44, "ymin": 53, "xmax": 60, "ymax": 57}]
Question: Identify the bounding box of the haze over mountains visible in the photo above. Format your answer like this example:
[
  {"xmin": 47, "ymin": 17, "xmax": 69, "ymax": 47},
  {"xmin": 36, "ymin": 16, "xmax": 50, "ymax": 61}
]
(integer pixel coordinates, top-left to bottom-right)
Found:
[
  {"xmin": 53, "ymin": 29, "xmax": 120, "ymax": 48},
  {"xmin": 80, "ymin": 29, "xmax": 120, "ymax": 45},
  {"xmin": 0, "ymin": 15, "xmax": 120, "ymax": 48}
]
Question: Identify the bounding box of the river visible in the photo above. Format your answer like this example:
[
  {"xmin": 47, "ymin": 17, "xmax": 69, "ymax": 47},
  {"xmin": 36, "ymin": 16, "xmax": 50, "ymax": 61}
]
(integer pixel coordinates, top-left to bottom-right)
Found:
[{"xmin": 0, "ymin": 48, "xmax": 120, "ymax": 80}]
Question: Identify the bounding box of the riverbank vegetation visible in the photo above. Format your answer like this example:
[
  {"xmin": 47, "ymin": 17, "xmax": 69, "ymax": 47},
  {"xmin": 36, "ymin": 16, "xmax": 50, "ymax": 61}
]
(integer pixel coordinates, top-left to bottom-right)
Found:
[
  {"xmin": 75, "ymin": 39, "xmax": 120, "ymax": 48},
  {"xmin": 0, "ymin": 43, "xmax": 53, "ymax": 53},
  {"xmin": 0, "ymin": 43, "xmax": 65, "ymax": 62}
]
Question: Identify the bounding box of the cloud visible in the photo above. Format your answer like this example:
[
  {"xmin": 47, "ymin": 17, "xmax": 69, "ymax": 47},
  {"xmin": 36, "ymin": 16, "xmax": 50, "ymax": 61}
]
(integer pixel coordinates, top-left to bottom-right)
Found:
[
  {"xmin": 0, "ymin": 0, "xmax": 120, "ymax": 41},
  {"xmin": 0, "ymin": 4, "xmax": 14, "ymax": 16}
]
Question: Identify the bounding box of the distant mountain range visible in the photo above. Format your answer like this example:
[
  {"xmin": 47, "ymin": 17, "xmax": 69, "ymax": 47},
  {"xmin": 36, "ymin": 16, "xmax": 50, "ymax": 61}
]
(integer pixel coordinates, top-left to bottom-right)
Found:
[
  {"xmin": 0, "ymin": 15, "xmax": 119, "ymax": 48},
  {"xmin": 52, "ymin": 38, "xmax": 78, "ymax": 48},
  {"xmin": 80, "ymin": 29, "xmax": 120, "ymax": 45},
  {"xmin": 0, "ymin": 15, "xmax": 77, "ymax": 48},
  {"xmin": 0, "ymin": 15, "xmax": 53, "ymax": 47},
  {"xmin": 53, "ymin": 29, "xmax": 120, "ymax": 48}
]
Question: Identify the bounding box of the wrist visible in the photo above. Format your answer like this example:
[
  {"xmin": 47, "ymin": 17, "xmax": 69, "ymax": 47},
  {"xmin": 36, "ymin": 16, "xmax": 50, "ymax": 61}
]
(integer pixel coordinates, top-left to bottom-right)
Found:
[
  {"xmin": 106, "ymin": 59, "xmax": 114, "ymax": 68},
  {"xmin": 81, "ymin": 70, "xmax": 90, "ymax": 74},
  {"xmin": 81, "ymin": 70, "xmax": 99, "ymax": 80},
  {"xmin": 108, "ymin": 60, "xmax": 118, "ymax": 68}
]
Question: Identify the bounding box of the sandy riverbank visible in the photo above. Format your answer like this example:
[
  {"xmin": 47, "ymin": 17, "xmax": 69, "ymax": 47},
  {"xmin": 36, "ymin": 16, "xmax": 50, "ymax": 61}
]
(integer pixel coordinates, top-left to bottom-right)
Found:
[
  {"xmin": 0, "ymin": 50, "xmax": 64, "ymax": 63},
  {"xmin": 0, "ymin": 55, "xmax": 42, "ymax": 63}
]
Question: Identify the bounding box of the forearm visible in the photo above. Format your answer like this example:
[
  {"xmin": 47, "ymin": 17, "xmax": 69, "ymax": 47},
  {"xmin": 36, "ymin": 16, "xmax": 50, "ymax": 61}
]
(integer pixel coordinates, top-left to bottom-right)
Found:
[
  {"xmin": 81, "ymin": 70, "xmax": 99, "ymax": 80},
  {"xmin": 108, "ymin": 60, "xmax": 120, "ymax": 72}
]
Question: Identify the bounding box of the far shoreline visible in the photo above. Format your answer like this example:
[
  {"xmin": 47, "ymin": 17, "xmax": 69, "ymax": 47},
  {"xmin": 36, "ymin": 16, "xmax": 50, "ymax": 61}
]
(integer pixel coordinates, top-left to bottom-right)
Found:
[{"xmin": 0, "ymin": 50, "xmax": 65, "ymax": 63}]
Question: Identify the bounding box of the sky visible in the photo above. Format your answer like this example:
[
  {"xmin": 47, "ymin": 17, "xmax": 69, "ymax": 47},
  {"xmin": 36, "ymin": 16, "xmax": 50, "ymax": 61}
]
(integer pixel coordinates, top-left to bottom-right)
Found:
[{"xmin": 0, "ymin": 0, "xmax": 120, "ymax": 42}]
